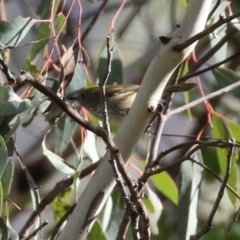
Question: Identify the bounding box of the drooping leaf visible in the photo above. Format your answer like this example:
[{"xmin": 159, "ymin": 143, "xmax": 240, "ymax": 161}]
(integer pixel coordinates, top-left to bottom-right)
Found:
[
  {"xmin": 42, "ymin": 133, "xmax": 75, "ymax": 175},
  {"xmin": 27, "ymin": 22, "xmax": 51, "ymax": 62},
  {"xmin": 1, "ymin": 159, "xmax": 14, "ymax": 196},
  {"xmin": 21, "ymin": 79, "xmax": 49, "ymax": 127},
  {"xmin": 55, "ymin": 114, "xmax": 77, "ymax": 156},
  {"xmin": 178, "ymin": 149, "xmax": 202, "ymax": 240},
  {"xmin": 0, "ymin": 86, "xmax": 31, "ymax": 116},
  {"xmin": 0, "ymin": 217, "xmax": 8, "ymax": 240},
  {"xmin": 211, "ymin": 116, "xmax": 239, "ymax": 206},
  {"xmin": 0, "ymin": 136, "xmax": 8, "ymax": 179},
  {"xmin": 105, "ymin": 190, "xmax": 124, "ymax": 239},
  {"xmin": 89, "ymin": 220, "xmax": 108, "ymax": 240},
  {"xmin": 212, "ymin": 115, "xmax": 229, "ymax": 176},
  {"xmin": 52, "ymin": 188, "xmax": 72, "ymax": 222},
  {"xmin": 143, "ymin": 186, "xmax": 162, "ymax": 235},
  {"xmin": 65, "ymin": 61, "xmax": 87, "ymax": 97},
  {"xmin": 0, "ymin": 183, "xmax": 3, "ymax": 217},
  {"xmin": 151, "ymin": 171, "xmax": 178, "ymax": 205}
]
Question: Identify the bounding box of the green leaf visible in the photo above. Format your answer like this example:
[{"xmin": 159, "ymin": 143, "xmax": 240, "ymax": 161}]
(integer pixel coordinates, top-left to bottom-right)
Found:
[
  {"xmin": 55, "ymin": 13, "xmax": 66, "ymax": 34},
  {"xmin": 5, "ymin": 218, "xmax": 19, "ymax": 240},
  {"xmin": 105, "ymin": 190, "xmax": 124, "ymax": 239},
  {"xmin": 150, "ymin": 171, "xmax": 178, "ymax": 205},
  {"xmin": 0, "ymin": 183, "xmax": 3, "ymax": 217},
  {"xmin": 143, "ymin": 187, "xmax": 162, "ymax": 235},
  {"xmin": 0, "ymin": 217, "xmax": 8, "ymax": 240},
  {"xmin": 1, "ymin": 159, "xmax": 14, "ymax": 196},
  {"xmin": 97, "ymin": 41, "xmax": 123, "ymax": 85},
  {"xmin": 0, "ymin": 116, "xmax": 20, "ymax": 143},
  {"xmin": 212, "ymin": 115, "xmax": 229, "ymax": 176},
  {"xmin": 65, "ymin": 60, "xmax": 87, "ymax": 97},
  {"xmin": 21, "ymin": 84, "xmax": 48, "ymax": 127},
  {"xmin": 89, "ymin": 220, "xmax": 108, "ymax": 240},
  {"xmin": 55, "ymin": 115, "xmax": 77, "ymax": 156},
  {"xmin": 178, "ymin": 149, "xmax": 202, "ymax": 240},
  {"xmin": 222, "ymin": 120, "xmax": 239, "ymax": 206},
  {"xmin": 42, "ymin": 135, "xmax": 75, "ymax": 174},
  {"xmin": 0, "ymin": 16, "xmax": 35, "ymax": 47},
  {"xmin": 0, "ymin": 136, "xmax": 8, "ymax": 179},
  {"xmin": 27, "ymin": 22, "xmax": 51, "ymax": 61},
  {"xmin": 52, "ymin": 189, "xmax": 71, "ymax": 222},
  {"xmin": 212, "ymin": 67, "xmax": 240, "ymax": 97},
  {"xmin": 28, "ymin": 0, "xmax": 62, "ymax": 62},
  {"xmin": 142, "ymin": 197, "xmax": 154, "ymax": 213},
  {"xmin": 227, "ymin": 120, "xmax": 240, "ymax": 142},
  {"xmin": 37, "ymin": 0, "xmax": 61, "ymax": 18},
  {"xmin": 0, "ymin": 86, "xmax": 31, "ymax": 116},
  {"xmin": 211, "ymin": 116, "xmax": 239, "ymax": 206}
]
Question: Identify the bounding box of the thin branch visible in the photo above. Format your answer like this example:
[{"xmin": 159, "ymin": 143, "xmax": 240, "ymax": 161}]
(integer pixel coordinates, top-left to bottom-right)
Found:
[
  {"xmin": 226, "ymin": 205, "xmax": 240, "ymax": 239},
  {"xmin": 78, "ymin": 192, "xmax": 105, "ymax": 239},
  {"xmin": 116, "ymin": 211, "xmax": 130, "ymax": 240},
  {"xmin": 207, "ymin": 0, "xmax": 221, "ymax": 21},
  {"xmin": 0, "ymin": 54, "xmax": 121, "ymax": 157},
  {"xmin": 117, "ymin": 0, "xmax": 148, "ymax": 38},
  {"xmin": 190, "ymin": 139, "xmax": 235, "ymax": 239},
  {"xmin": 19, "ymin": 161, "xmax": 99, "ymax": 237},
  {"xmin": 179, "ymin": 48, "xmax": 240, "ymax": 83},
  {"xmin": 50, "ymin": 204, "xmax": 76, "ymax": 240},
  {"xmin": 152, "ymin": 140, "xmax": 240, "ymax": 171},
  {"xmin": 145, "ymin": 140, "xmax": 240, "ymax": 201},
  {"xmin": 173, "ymin": 11, "xmax": 240, "ymax": 52},
  {"xmin": 81, "ymin": 0, "xmax": 109, "ymax": 42},
  {"xmin": 189, "ymin": 157, "xmax": 240, "ymax": 200},
  {"xmin": 146, "ymin": 114, "xmax": 164, "ymax": 164},
  {"xmin": 188, "ymin": 26, "xmax": 239, "ymax": 74},
  {"xmin": 168, "ymin": 81, "xmax": 240, "ymax": 117},
  {"xmin": 98, "ymin": 35, "xmax": 114, "ymax": 135}
]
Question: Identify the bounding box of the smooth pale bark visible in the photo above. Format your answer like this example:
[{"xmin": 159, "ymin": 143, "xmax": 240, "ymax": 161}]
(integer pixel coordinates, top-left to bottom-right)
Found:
[{"xmin": 57, "ymin": 1, "xmax": 213, "ymax": 239}]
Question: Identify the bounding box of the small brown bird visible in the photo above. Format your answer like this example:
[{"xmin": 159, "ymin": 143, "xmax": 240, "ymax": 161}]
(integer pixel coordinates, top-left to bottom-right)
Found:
[{"xmin": 72, "ymin": 83, "xmax": 195, "ymax": 123}]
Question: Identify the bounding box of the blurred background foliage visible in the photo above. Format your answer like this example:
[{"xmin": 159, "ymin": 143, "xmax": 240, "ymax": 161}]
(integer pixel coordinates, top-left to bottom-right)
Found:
[{"xmin": 0, "ymin": 0, "xmax": 240, "ymax": 239}]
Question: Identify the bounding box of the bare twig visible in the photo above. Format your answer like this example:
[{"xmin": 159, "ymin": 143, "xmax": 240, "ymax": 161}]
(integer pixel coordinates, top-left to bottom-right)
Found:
[
  {"xmin": 173, "ymin": 11, "xmax": 240, "ymax": 52},
  {"xmin": 168, "ymin": 81, "xmax": 240, "ymax": 117},
  {"xmin": 117, "ymin": 0, "xmax": 148, "ymax": 38},
  {"xmin": 0, "ymin": 54, "xmax": 122, "ymax": 157},
  {"xmin": 190, "ymin": 139, "xmax": 235, "ymax": 239},
  {"xmin": 189, "ymin": 157, "xmax": 240, "ymax": 200},
  {"xmin": 98, "ymin": 35, "xmax": 114, "ymax": 135},
  {"xmin": 23, "ymin": 220, "xmax": 48, "ymax": 240},
  {"xmin": 146, "ymin": 114, "xmax": 164, "ymax": 164},
  {"xmin": 50, "ymin": 204, "xmax": 76, "ymax": 240},
  {"xmin": 179, "ymin": 48, "xmax": 240, "ymax": 83},
  {"xmin": 109, "ymin": 156, "xmax": 140, "ymax": 240},
  {"xmin": 188, "ymin": 26, "xmax": 239, "ymax": 74},
  {"xmin": 81, "ymin": 0, "xmax": 109, "ymax": 42},
  {"xmin": 78, "ymin": 192, "xmax": 105, "ymax": 239},
  {"xmin": 116, "ymin": 211, "xmax": 130, "ymax": 240},
  {"xmin": 226, "ymin": 204, "xmax": 240, "ymax": 239},
  {"xmin": 207, "ymin": 0, "xmax": 221, "ymax": 21},
  {"xmin": 145, "ymin": 140, "xmax": 240, "ymax": 200}
]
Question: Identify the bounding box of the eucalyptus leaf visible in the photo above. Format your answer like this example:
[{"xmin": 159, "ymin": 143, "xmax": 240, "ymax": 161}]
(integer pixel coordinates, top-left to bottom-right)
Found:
[
  {"xmin": 0, "ymin": 86, "xmax": 31, "ymax": 116},
  {"xmin": 42, "ymin": 136, "xmax": 75, "ymax": 175},
  {"xmin": 0, "ymin": 16, "xmax": 35, "ymax": 47}
]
